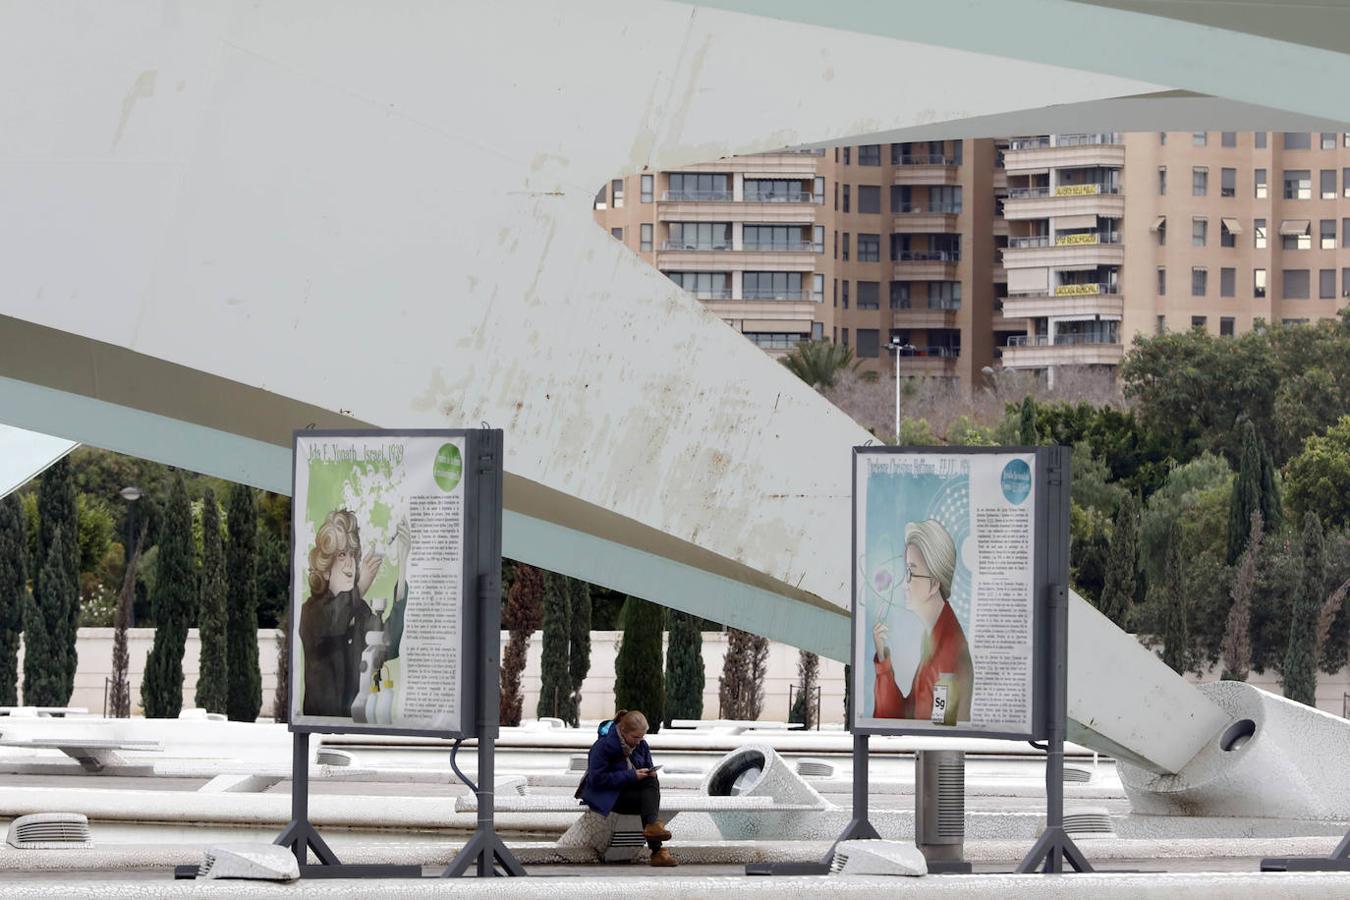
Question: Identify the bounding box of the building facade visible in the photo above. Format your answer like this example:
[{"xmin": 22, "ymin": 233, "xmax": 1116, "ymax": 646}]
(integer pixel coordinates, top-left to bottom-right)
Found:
[{"xmin": 596, "ymin": 132, "xmax": 1350, "ymax": 388}]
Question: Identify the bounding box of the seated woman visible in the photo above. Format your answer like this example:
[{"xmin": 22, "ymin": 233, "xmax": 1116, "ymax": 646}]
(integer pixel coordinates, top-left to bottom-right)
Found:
[{"xmin": 578, "ymin": 709, "xmax": 676, "ymax": 867}]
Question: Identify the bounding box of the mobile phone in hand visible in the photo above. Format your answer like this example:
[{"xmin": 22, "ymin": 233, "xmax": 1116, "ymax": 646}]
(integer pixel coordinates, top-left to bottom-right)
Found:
[{"xmin": 648, "ymin": 765, "xmax": 663, "ymax": 773}]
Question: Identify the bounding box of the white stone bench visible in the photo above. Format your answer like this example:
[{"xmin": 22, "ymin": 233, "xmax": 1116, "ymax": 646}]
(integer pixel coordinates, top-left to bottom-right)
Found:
[
  {"xmin": 454, "ymin": 793, "xmax": 824, "ymax": 861},
  {"xmin": 0, "ymin": 738, "xmax": 161, "ymax": 773}
]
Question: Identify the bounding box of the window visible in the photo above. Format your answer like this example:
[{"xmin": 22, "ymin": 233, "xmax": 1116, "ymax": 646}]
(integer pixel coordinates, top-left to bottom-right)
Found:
[
  {"xmin": 1344, "ymin": 219, "xmax": 1350, "ymax": 249},
  {"xmin": 1323, "ymin": 170, "xmax": 1338, "ymax": 200},
  {"xmin": 594, "ymin": 184, "xmax": 608, "ymax": 209},
  {"xmin": 639, "ymin": 223, "xmax": 652, "ymax": 251},
  {"xmin": 929, "ymin": 281, "xmax": 961, "ymax": 309},
  {"xmin": 743, "ymin": 271, "xmax": 803, "ymax": 299},
  {"xmin": 812, "ymin": 321, "xmax": 824, "ymax": 340},
  {"xmin": 1323, "ymin": 132, "xmax": 1338, "ymax": 150},
  {"xmin": 1322, "ymin": 219, "xmax": 1337, "ymax": 250},
  {"xmin": 668, "ymin": 172, "xmax": 729, "ymax": 200},
  {"xmin": 611, "ymin": 179, "xmax": 624, "ymax": 207},
  {"xmin": 833, "ymin": 182, "xmax": 838, "ymax": 211},
  {"xmin": 1255, "ymin": 218, "xmax": 1267, "ymax": 249},
  {"xmin": 858, "ymin": 145, "xmax": 881, "ymax": 166},
  {"xmin": 1192, "ymin": 217, "xmax": 1208, "ymax": 247},
  {"xmin": 857, "ymin": 281, "xmax": 880, "ymax": 309},
  {"xmin": 832, "ymin": 278, "xmax": 837, "ymax": 306},
  {"xmin": 1221, "ymin": 220, "xmax": 1236, "ymax": 248},
  {"xmin": 1283, "ymin": 223, "xmax": 1312, "ymax": 250},
  {"xmin": 668, "ymin": 221, "xmax": 730, "ymax": 249},
  {"xmin": 1156, "ymin": 218, "xmax": 1166, "ymax": 246},
  {"xmin": 842, "ymin": 232, "xmax": 850, "ymax": 261},
  {"xmin": 843, "ymin": 185, "xmax": 851, "ymax": 212},
  {"xmin": 813, "ymin": 225, "xmax": 825, "ymax": 252},
  {"xmin": 1345, "ymin": 169, "xmax": 1350, "ymax": 198},
  {"xmin": 930, "ymin": 185, "xmax": 962, "ymax": 213},
  {"xmin": 1156, "ymin": 315, "xmax": 1166, "ymax": 335},
  {"xmin": 858, "ymin": 185, "xmax": 881, "ymax": 214},
  {"xmin": 743, "ymin": 225, "xmax": 808, "ymax": 251},
  {"xmin": 610, "ymin": 226, "xmax": 623, "ymax": 241},
  {"xmin": 1192, "ymin": 167, "xmax": 1208, "ymax": 196},
  {"xmin": 857, "ymin": 233, "xmax": 880, "ymax": 261},
  {"xmin": 1345, "ymin": 268, "xmax": 1350, "ymax": 297},
  {"xmin": 856, "ymin": 329, "xmax": 880, "ymax": 358},
  {"xmin": 1221, "ymin": 317, "xmax": 1235, "ymax": 337},
  {"xmin": 814, "ymin": 177, "xmax": 825, "ymax": 203},
  {"xmin": 640, "ymin": 174, "xmax": 653, "ymax": 203},
  {"xmin": 1159, "ymin": 131, "xmax": 1167, "ymax": 145},
  {"xmin": 1284, "ymin": 169, "xmax": 1312, "ymax": 199},
  {"xmin": 833, "ymin": 231, "xmax": 837, "ymax": 259},
  {"xmin": 1283, "ymin": 269, "xmax": 1310, "ymax": 299},
  {"xmin": 1255, "ymin": 132, "xmax": 1267, "ymax": 149},
  {"xmin": 1321, "ymin": 269, "xmax": 1337, "ymax": 299},
  {"xmin": 1255, "ymin": 168, "xmax": 1268, "ymax": 199},
  {"xmin": 1192, "ymin": 316, "xmax": 1208, "ymax": 332},
  {"xmin": 1284, "ymin": 132, "xmax": 1311, "ymax": 150},
  {"xmin": 841, "ymin": 280, "xmax": 849, "ymax": 308},
  {"xmin": 1221, "ymin": 168, "xmax": 1236, "ymax": 197},
  {"xmin": 1192, "ymin": 267, "xmax": 1207, "ymax": 297},
  {"xmin": 668, "ymin": 271, "xmax": 730, "ymax": 298},
  {"xmin": 1157, "ymin": 267, "xmax": 1166, "ymax": 296},
  {"xmin": 1193, "ymin": 131, "xmax": 1207, "ymax": 146},
  {"xmin": 889, "ymin": 281, "xmax": 910, "ymax": 309},
  {"xmin": 843, "ymin": 147, "xmax": 851, "ymax": 165},
  {"xmin": 1222, "ymin": 132, "xmax": 1237, "ymax": 148},
  {"xmin": 1254, "ymin": 268, "xmax": 1267, "ymax": 297},
  {"xmin": 813, "ymin": 274, "xmax": 824, "ymax": 302},
  {"xmin": 1221, "ymin": 267, "xmax": 1236, "ymax": 297},
  {"xmin": 1158, "ymin": 166, "xmax": 1167, "ymax": 195},
  {"xmin": 841, "ymin": 327, "xmax": 849, "ymax": 348},
  {"xmin": 745, "ymin": 178, "xmax": 812, "ymax": 202}
]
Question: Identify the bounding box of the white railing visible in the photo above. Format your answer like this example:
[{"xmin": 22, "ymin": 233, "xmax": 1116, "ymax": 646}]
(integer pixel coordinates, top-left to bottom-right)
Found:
[
  {"xmin": 662, "ymin": 190, "xmax": 733, "ymax": 201},
  {"xmin": 661, "ymin": 241, "xmax": 732, "ymax": 251},
  {"xmin": 896, "ymin": 251, "xmax": 960, "ymax": 262}
]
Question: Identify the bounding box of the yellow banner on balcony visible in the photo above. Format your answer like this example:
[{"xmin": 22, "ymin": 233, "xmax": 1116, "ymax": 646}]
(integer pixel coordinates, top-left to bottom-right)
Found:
[
  {"xmin": 1054, "ymin": 184, "xmax": 1100, "ymax": 196},
  {"xmin": 1055, "ymin": 233, "xmax": 1099, "ymax": 246},
  {"xmin": 1054, "ymin": 283, "xmax": 1101, "ymax": 296}
]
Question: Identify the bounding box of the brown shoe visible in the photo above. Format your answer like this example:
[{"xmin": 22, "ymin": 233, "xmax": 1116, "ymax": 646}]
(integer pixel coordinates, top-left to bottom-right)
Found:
[
  {"xmin": 643, "ymin": 821, "xmax": 672, "ymax": 842},
  {"xmin": 649, "ymin": 848, "xmax": 678, "ymax": 867}
]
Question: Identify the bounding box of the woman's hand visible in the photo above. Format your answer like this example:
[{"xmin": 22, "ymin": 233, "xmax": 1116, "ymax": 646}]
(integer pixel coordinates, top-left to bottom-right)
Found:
[
  {"xmin": 635, "ymin": 768, "xmax": 653, "ymax": 780},
  {"xmin": 873, "ymin": 620, "xmax": 889, "ymax": 660},
  {"xmin": 358, "ymin": 549, "xmax": 384, "ymax": 595}
]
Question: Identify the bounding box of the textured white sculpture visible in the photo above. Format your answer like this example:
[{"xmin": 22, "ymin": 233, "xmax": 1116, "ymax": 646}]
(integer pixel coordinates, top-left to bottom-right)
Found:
[
  {"xmin": 831, "ymin": 840, "xmax": 928, "ymax": 877},
  {"xmin": 198, "ymin": 844, "xmax": 300, "ymax": 882}
]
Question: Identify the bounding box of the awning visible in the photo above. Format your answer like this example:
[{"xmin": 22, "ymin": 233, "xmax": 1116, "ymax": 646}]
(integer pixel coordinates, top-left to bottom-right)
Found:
[
  {"xmin": 1221, "ymin": 217, "xmax": 1243, "ymax": 234},
  {"xmin": 1007, "ymin": 267, "xmax": 1048, "ymax": 294},
  {"xmin": 1056, "ymin": 213, "xmax": 1098, "ymax": 230},
  {"xmin": 1280, "ymin": 219, "xmax": 1311, "ymax": 236},
  {"xmin": 1149, "ymin": 215, "xmax": 1166, "ymax": 232}
]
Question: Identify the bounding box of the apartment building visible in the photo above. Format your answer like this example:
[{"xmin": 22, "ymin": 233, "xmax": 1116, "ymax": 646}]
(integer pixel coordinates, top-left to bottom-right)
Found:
[
  {"xmin": 597, "ymin": 132, "xmax": 1350, "ymax": 389},
  {"xmin": 593, "ymin": 141, "xmax": 1004, "ymax": 383}
]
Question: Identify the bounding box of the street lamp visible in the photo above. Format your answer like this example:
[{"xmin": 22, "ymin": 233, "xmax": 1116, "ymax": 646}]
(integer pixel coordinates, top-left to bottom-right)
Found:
[
  {"xmin": 885, "ymin": 338, "xmax": 917, "ymax": 444},
  {"xmin": 119, "ymin": 485, "xmax": 142, "ymax": 626}
]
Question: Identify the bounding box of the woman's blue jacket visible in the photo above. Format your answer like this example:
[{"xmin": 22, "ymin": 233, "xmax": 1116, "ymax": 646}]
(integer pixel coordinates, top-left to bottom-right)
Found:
[{"xmin": 580, "ymin": 721, "xmax": 653, "ymax": 816}]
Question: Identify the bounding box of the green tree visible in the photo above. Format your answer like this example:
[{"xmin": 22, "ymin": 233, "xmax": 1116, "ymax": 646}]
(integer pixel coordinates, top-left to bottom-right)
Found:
[
  {"xmin": 1018, "ymin": 396, "xmax": 1038, "ymax": 444},
  {"xmin": 1157, "ymin": 522, "xmax": 1191, "ymax": 674},
  {"xmin": 225, "ymin": 483, "xmax": 261, "ymax": 722},
  {"xmin": 664, "ymin": 610, "xmax": 704, "ymax": 723},
  {"xmin": 1228, "ymin": 421, "xmax": 1264, "ymax": 564},
  {"xmin": 789, "ymin": 649, "xmax": 819, "ymax": 729},
  {"xmin": 567, "ymin": 576, "xmax": 592, "ymax": 715},
  {"xmin": 779, "ymin": 340, "xmax": 859, "ymax": 390},
  {"xmin": 614, "ymin": 596, "xmax": 665, "ymax": 733},
  {"xmin": 1097, "ymin": 492, "xmax": 1140, "ymax": 628},
  {"xmin": 1222, "ymin": 512, "xmax": 1262, "ymax": 681},
  {"xmin": 720, "ymin": 627, "xmax": 753, "ymax": 719},
  {"xmin": 897, "ymin": 417, "xmax": 937, "ymax": 446},
  {"xmin": 141, "ymin": 474, "xmax": 195, "ymax": 718},
  {"xmin": 500, "ymin": 563, "xmax": 543, "ymax": 727},
  {"xmin": 1285, "ymin": 415, "xmax": 1350, "ymax": 531},
  {"xmin": 24, "ymin": 527, "xmax": 72, "ymax": 705},
  {"xmin": 194, "ymin": 489, "xmax": 228, "ymax": 714},
  {"xmin": 1282, "ymin": 511, "xmax": 1325, "ymax": 705},
  {"xmin": 537, "ymin": 571, "xmax": 576, "ymax": 724},
  {"xmin": 0, "ymin": 496, "xmax": 27, "ymax": 706},
  {"xmin": 35, "ymin": 457, "xmax": 79, "ymax": 700}
]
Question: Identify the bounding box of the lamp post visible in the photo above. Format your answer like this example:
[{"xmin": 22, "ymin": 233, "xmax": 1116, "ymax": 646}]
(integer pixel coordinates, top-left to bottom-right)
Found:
[
  {"xmin": 119, "ymin": 485, "xmax": 142, "ymax": 626},
  {"xmin": 885, "ymin": 339, "xmax": 917, "ymax": 443}
]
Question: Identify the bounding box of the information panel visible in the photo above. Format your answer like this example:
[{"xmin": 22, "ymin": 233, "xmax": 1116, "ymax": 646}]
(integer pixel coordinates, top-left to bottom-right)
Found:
[
  {"xmin": 290, "ymin": 430, "xmax": 487, "ymax": 737},
  {"xmin": 852, "ymin": 446, "xmax": 1060, "ymax": 739}
]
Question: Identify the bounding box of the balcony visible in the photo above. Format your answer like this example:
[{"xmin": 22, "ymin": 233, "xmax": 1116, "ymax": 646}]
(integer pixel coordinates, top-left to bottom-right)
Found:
[
  {"xmin": 676, "ymin": 153, "xmax": 819, "ymax": 177},
  {"xmin": 1002, "ymin": 286, "xmax": 1124, "ymax": 319},
  {"xmin": 892, "ymin": 251, "xmax": 960, "ymax": 281},
  {"xmin": 705, "ymin": 297, "xmax": 817, "ymax": 322},
  {"xmin": 1005, "ymin": 134, "xmax": 1124, "ymax": 173},
  {"xmin": 657, "ymin": 241, "xmax": 817, "ymax": 271},
  {"xmin": 895, "ymin": 350, "xmax": 960, "ymax": 377},
  {"xmin": 892, "ymin": 207, "xmax": 960, "ymax": 233},
  {"xmin": 1003, "ymin": 184, "xmax": 1124, "ymax": 220},
  {"xmin": 892, "ymin": 155, "xmax": 960, "ymax": 186},
  {"xmin": 892, "ymin": 303, "xmax": 960, "ymax": 329},
  {"xmin": 1001, "ymin": 333, "xmax": 1125, "ymax": 368},
  {"xmin": 1001, "ymin": 232, "xmax": 1124, "ymax": 267}
]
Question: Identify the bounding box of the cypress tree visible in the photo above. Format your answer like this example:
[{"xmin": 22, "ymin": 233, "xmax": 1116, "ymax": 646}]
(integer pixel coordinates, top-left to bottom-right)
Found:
[
  {"xmin": 1159, "ymin": 522, "xmax": 1190, "ymax": 674},
  {"xmin": 789, "ymin": 650, "xmax": 819, "ymax": 728},
  {"xmin": 613, "ymin": 596, "xmax": 665, "ymax": 733},
  {"xmin": 1227, "ymin": 421, "xmax": 1263, "ymax": 565},
  {"xmin": 194, "ymin": 489, "xmax": 228, "ymax": 714},
  {"xmin": 664, "ymin": 610, "xmax": 704, "ymax": 723},
  {"xmin": 719, "ymin": 628, "xmax": 754, "ymax": 719},
  {"xmin": 1283, "ymin": 511, "xmax": 1324, "ymax": 706},
  {"xmin": 1221, "ymin": 511, "xmax": 1263, "ymax": 681},
  {"xmin": 0, "ymin": 495, "xmax": 27, "ymax": 706},
  {"xmin": 225, "ymin": 483, "xmax": 261, "ymax": 722},
  {"xmin": 1098, "ymin": 492, "xmax": 1139, "ymax": 627},
  {"xmin": 1018, "ymin": 396, "xmax": 1038, "ymax": 445},
  {"xmin": 24, "ymin": 527, "xmax": 72, "ymax": 705},
  {"xmin": 35, "ymin": 457, "xmax": 78, "ymax": 700},
  {"xmin": 500, "ymin": 563, "xmax": 543, "ymax": 726},
  {"xmin": 141, "ymin": 474, "xmax": 195, "ymax": 718},
  {"xmin": 567, "ymin": 577, "xmax": 592, "ymax": 719},
  {"xmin": 1258, "ymin": 440, "xmax": 1284, "ymax": 535},
  {"xmin": 747, "ymin": 633, "xmax": 770, "ymax": 720},
  {"xmin": 536, "ymin": 571, "xmax": 575, "ymax": 723}
]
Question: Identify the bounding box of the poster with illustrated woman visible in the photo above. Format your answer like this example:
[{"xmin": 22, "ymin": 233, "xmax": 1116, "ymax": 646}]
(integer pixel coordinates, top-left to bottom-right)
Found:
[{"xmin": 853, "ymin": 448, "xmax": 1043, "ymax": 738}]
